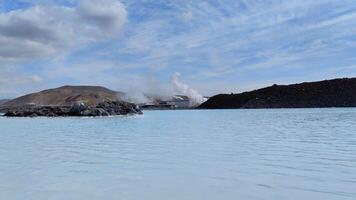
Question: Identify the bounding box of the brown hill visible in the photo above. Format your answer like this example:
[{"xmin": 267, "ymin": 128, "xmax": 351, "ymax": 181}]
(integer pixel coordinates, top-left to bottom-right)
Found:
[
  {"xmin": 199, "ymin": 78, "xmax": 356, "ymax": 109},
  {"xmin": 2, "ymin": 85, "xmax": 124, "ymax": 108},
  {"xmin": 0, "ymin": 99, "xmax": 10, "ymax": 106}
]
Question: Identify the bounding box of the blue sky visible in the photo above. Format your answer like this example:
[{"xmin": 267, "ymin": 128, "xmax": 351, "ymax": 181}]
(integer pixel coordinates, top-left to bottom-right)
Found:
[{"xmin": 0, "ymin": 0, "xmax": 356, "ymax": 98}]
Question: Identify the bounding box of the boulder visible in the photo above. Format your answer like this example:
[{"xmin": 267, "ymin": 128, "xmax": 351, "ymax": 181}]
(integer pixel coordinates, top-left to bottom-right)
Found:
[{"xmin": 70, "ymin": 102, "xmax": 88, "ymax": 115}]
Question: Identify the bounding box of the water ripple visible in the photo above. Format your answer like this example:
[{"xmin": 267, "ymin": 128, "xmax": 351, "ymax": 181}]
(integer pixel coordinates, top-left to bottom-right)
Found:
[{"xmin": 0, "ymin": 109, "xmax": 356, "ymax": 200}]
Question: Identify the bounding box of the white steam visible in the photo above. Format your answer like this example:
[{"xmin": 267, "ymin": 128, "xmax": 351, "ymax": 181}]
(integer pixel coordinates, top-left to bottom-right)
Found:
[
  {"xmin": 120, "ymin": 76, "xmax": 171, "ymax": 104},
  {"xmin": 171, "ymin": 72, "xmax": 206, "ymax": 105},
  {"xmin": 121, "ymin": 73, "xmax": 207, "ymax": 106}
]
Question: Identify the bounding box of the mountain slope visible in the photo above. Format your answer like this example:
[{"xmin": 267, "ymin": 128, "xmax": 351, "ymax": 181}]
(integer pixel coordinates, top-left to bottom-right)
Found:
[
  {"xmin": 0, "ymin": 99, "xmax": 10, "ymax": 106},
  {"xmin": 199, "ymin": 78, "xmax": 356, "ymax": 109},
  {"xmin": 3, "ymin": 86, "xmax": 124, "ymax": 107}
]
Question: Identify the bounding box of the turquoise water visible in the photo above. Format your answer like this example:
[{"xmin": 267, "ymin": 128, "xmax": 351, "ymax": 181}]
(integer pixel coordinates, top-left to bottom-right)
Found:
[{"xmin": 0, "ymin": 109, "xmax": 355, "ymax": 200}]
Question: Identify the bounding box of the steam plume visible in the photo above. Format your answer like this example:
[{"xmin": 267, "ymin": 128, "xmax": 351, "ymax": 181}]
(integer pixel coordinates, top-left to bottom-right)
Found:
[{"xmin": 171, "ymin": 72, "xmax": 206, "ymax": 105}]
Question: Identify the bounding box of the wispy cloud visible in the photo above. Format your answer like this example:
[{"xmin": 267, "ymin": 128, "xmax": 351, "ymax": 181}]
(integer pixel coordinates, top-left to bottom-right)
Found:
[
  {"xmin": 0, "ymin": 0, "xmax": 127, "ymax": 63},
  {"xmin": 0, "ymin": 0, "xmax": 356, "ymax": 98}
]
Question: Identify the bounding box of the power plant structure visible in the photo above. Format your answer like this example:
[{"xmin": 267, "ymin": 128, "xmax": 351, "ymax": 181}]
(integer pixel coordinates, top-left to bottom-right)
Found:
[{"xmin": 139, "ymin": 95, "xmax": 193, "ymax": 110}]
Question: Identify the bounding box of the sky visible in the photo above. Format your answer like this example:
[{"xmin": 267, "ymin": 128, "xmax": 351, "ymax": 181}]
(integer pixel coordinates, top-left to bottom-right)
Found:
[{"xmin": 0, "ymin": 0, "xmax": 356, "ymax": 99}]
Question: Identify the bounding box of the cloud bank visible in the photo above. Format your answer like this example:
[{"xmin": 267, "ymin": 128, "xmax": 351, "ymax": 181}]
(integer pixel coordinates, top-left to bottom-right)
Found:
[
  {"xmin": 0, "ymin": 0, "xmax": 127, "ymax": 63},
  {"xmin": 1, "ymin": 0, "xmax": 356, "ymax": 99}
]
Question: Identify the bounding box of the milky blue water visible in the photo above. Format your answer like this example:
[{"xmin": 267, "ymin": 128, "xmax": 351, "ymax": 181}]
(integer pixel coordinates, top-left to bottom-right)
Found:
[{"xmin": 0, "ymin": 109, "xmax": 356, "ymax": 200}]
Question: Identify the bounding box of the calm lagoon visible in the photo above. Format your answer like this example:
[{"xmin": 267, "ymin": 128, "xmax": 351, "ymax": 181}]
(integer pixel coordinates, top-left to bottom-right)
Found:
[{"xmin": 0, "ymin": 109, "xmax": 355, "ymax": 200}]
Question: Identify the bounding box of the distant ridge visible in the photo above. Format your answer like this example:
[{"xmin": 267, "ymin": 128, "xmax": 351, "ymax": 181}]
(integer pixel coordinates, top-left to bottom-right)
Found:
[
  {"xmin": 199, "ymin": 78, "xmax": 356, "ymax": 109},
  {"xmin": 2, "ymin": 85, "xmax": 124, "ymax": 108}
]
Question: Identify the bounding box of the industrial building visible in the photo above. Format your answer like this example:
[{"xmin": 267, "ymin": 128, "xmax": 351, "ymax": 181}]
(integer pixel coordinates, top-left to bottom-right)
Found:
[{"xmin": 139, "ymin": 95, "xmax": 191, "ymax": 109}]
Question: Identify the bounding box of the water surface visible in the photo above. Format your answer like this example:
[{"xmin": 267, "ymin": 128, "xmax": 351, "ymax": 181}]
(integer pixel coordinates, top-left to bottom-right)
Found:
[{"xmin": 0, "ymin": 109, "xmax": 355, "ymax": 200}]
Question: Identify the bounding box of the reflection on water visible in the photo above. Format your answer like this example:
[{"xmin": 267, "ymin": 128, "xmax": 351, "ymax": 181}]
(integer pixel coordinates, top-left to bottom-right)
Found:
[{"xmin": 0, "ymin": 109, "xmax": 356, "ymax": 200}]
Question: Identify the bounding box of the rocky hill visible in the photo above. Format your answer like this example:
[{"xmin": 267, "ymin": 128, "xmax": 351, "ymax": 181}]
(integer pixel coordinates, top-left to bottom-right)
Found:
[
  {"xmin": 0, "ymin": 99, "xmax": 10, "ymax": 106},
  {"xmin": 1, "ymin": 86, "xmax": 142, "ymax": 117},
  {"xmin": 199, "ymin": 78, "xmax": 356, "ymax": 109},
  {"xmin": 2, "ymin": 85, "xmax": 124, "ymax": 108}
]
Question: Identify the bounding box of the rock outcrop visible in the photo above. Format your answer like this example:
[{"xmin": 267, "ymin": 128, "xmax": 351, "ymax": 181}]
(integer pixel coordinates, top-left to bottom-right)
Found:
[
  {"xmin": 4, "ymin": 101, "xmax": 142, "ymax": 117},
  {"xmin": 1, "ymin": 85, "xmax": 142, "ymax": 117},
  {"xmin": 198, "ymin": 78, "xmax": 356, "ymax": 109}
]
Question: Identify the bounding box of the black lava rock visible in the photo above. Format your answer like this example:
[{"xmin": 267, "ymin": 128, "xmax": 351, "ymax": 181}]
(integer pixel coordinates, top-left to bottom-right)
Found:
[
  {"xmin": 198, "ymin": 78, "xmax": 356, "ymax": 109},
  {"xmin": 4, "ymin": 101, "xmax": 142, "ymax": 117}
]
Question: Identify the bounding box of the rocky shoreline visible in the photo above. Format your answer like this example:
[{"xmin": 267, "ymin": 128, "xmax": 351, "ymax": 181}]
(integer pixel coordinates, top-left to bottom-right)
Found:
[
  {"xmin": 199, "ymin": 78, "xmax": 356, "ymax": 109},
  {"xmin": 3, "ymin": 101, "xmax": 142, "ymax": 117}
]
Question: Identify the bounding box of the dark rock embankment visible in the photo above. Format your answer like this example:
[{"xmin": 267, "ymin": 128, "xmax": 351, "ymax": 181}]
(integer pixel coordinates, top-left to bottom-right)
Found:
[
  {"xmin": 199, "ymin": 78, "xmax": 356, "ymax": 109},
  {"xmin": 3, "ymin": 101, "xmax": 142, "ymax": 117}
]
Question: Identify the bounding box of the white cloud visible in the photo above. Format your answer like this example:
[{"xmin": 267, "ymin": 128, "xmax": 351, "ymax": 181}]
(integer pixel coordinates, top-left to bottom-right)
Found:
[
  {"xmin": 182, "ymin": 10, "xmax": 193, "ymax": 21},
  {"xmin": 0, "ymin": 0, "xmax": 127, "ymax": 63},
  {"xmin": 1, "ymin": 0, "xmax": 356, "ymax": 98},
  {"xmin": 119, "ymin": 0, "xmax": 356, "ymax": 81},
  {"xmin": 78, "ymin": 0, "xmax": 127, "ymax": 33},
  {"xmin": 0, "ymin": 75, "xmax": 42, "ymax": 85},
  {"xmin": 0, "ymin": 67, "xmax": 43, "ymax": 98}
]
